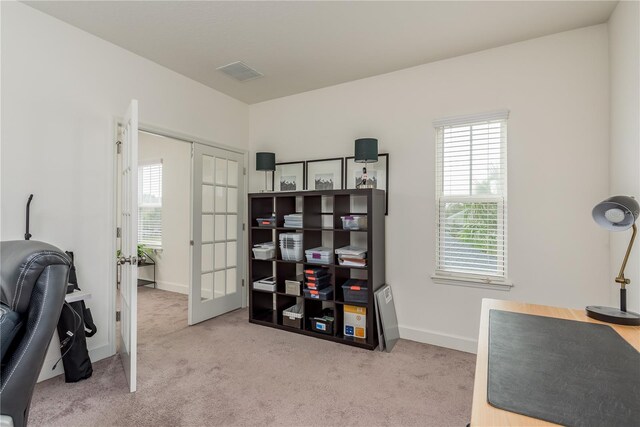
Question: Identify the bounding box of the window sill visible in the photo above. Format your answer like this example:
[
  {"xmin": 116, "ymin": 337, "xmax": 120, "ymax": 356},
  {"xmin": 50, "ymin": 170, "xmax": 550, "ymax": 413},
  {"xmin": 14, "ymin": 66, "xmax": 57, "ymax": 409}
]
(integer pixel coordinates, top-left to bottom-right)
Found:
[
  {"xmin": 431, "ymin": 274, "xmax": 513, "ymax": 291},
  {"xmin": 141, "ymin": 246, "xmax": 162, "ymax": 254}
]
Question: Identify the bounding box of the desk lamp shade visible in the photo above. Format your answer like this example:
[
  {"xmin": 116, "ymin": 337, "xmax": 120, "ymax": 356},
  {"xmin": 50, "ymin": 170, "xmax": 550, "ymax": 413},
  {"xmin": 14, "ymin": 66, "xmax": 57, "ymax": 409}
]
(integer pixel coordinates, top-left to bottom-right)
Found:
[
  {"xmin": 256, "ymin": 152, "xmax": 275, "ymax": 192},
  {"xmin": 587, "ymin": 195, "xmax": 640, "ymax": 325},
  {"xmin": 355, "ymin": 138, "xmax": 378, "ymax": 163},
  {"xmin": 354, "ymin": 138, "xmax": 378, "ymax": 189},
  {"xmin": 256, "ymin": 152, "xmax": 275, "ymax": 171}
]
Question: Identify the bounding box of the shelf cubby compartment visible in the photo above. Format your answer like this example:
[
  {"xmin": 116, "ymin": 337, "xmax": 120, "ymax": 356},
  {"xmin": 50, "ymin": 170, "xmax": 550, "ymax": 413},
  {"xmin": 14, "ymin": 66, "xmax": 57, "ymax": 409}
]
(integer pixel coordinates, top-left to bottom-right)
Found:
[
  {"xmin": 250, "ymin": 195, "xmax": 275, "ymax": 227},
  {"xmin": 275, "ymin": 195, "xmax": 300, "ymax": 228},
  {"xmin": 275, "ymin": 261, "xmax": 301, "ymax": 294},
  {"xmin": 251, "ymin": 290, "xmax": 275, "ymax": 324}
]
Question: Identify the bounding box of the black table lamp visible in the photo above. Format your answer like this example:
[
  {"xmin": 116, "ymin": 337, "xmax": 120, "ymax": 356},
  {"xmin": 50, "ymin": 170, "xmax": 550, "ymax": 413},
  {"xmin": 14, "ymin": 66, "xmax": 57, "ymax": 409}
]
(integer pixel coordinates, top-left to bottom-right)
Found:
[
  {"xmin": 587, "ymin": 195, "xmax": 640, "ymax": 325},
  {"xmin": 355, "ymin": 138, "xmax": 378, "ymax": 189},
  {"xmin": 256, "ymin": 152, "xmax": 275, "ymax": 192}
]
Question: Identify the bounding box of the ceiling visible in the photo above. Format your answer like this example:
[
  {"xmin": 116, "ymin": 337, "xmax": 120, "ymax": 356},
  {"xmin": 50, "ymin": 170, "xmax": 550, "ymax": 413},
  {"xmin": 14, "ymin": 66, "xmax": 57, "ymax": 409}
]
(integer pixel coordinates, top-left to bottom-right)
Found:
[{"xmin": 24, "ymin": 1, "xmax": 617, "ymax": 104}]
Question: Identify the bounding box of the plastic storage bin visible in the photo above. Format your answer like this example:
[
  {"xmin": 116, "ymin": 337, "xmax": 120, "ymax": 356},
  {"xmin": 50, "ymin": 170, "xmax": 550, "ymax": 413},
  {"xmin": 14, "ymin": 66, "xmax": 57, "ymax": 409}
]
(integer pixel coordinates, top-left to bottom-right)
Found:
[
  {"xmin": 252, "ymin": 243, "xmax": 275, "ymax": 260},
  {"xmin": 256, "ymin": 216, "xmax": 275, "ymax": 227},
  {"xmin": 303, "ymin": 287, "xmax": 333, "ymax": 301},
  {"xmin": 282, "ymin": 303, "xmax": 304, "ymax": 329},
  {"xmin": 311, "ymin": 311, "xmax": 334, "ymax": 335},
  {"xmin": 305, "ymin": 247, "xmax": 332, "ymax": 264},
  {"xmin": 253, "ymin": 277, "xmax": 276, "ymax": 292},
  {"xmin": 341, "ymin": 215, "xmax": 367, "ymax": 230},
  {"xmin": 341, "ymin": 279, "xmax": 368, "ymax": 303},
  {"xmin": 279, "ymin": 233, "xmax": 303, "ymax": 261}
]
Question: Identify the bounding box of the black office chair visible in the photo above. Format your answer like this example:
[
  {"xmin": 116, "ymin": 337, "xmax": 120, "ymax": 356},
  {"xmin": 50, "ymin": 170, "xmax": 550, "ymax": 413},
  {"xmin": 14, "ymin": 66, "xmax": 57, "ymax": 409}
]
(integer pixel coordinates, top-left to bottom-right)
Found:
[{"xmin": 0, "ymin": 241, "xmax": 70, "ymax": 427}]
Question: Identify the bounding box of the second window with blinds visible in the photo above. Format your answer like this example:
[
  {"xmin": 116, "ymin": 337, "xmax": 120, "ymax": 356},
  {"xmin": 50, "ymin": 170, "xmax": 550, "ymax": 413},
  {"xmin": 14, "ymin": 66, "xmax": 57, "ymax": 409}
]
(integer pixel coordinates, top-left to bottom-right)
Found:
[
  {"xmin": 138, "ymin": 160, "xmax": 163, "ymax": 248},
  {"xmin": 432, "ymin": 111, "xmax": 510, "ymax": 289}
]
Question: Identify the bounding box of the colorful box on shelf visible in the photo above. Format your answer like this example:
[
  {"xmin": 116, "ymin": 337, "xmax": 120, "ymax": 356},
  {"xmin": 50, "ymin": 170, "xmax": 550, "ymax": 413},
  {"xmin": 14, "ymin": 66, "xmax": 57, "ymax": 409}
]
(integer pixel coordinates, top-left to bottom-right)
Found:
[
  {"xmin": 341, "ymin": 215, "xmax": 367, "ymax": 230},
  {"xmin": 252, "ymin": 276, "xmax": 276, "ymax": 292},
  {"xmin": 344, "ymin": 305, "xmax": 366, "ymax": 339}
]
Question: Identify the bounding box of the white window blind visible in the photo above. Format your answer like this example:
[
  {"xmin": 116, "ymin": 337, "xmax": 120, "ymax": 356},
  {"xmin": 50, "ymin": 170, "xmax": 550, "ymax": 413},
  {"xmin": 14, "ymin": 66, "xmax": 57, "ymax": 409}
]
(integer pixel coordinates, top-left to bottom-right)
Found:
[
  {"xmin": 138, "ymin": 161, "xmax": 162, "ymax": 247},
  {"xmin": 434, "ymin": 111, "xmax": 508, "ymax": 284}
]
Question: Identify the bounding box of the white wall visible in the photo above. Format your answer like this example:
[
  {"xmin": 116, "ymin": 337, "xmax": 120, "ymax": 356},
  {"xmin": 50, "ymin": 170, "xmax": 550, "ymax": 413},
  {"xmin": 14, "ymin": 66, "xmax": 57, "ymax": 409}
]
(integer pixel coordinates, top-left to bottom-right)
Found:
[
  {"xmin": 608, "ymin": 1, "xmax": 640, "ymax": 313},
  {"xmin": 138, "ymin": 132, "xmax": 191, "ymax": 295},
  {"xmin": 249, "ymin": 25, "xmax": 611, "ymax": 352},
  {"xmin": 1, "ymin": 2, "xmax": 248, "ymax": 380}
]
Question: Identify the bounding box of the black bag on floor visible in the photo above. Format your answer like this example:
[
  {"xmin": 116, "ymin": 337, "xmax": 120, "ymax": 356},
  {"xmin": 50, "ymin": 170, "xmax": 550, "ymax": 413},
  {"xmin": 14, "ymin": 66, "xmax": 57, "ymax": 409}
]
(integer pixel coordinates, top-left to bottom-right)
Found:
[{"xmin": 55, "ymin": 251, "xmax": 97, "ymax": 382}]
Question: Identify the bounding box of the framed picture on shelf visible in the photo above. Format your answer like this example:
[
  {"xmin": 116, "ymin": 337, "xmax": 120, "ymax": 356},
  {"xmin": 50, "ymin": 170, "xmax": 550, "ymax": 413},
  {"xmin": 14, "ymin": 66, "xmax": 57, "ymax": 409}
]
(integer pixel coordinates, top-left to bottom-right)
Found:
[
  {"xmin": 272, "ymin": 161, "xmax": 306, "ymax": 191},
  {"xmin": 345, "ymin": 153, "xmax": 389, "ymax": 214},
  {"xmin": 306, "ymin": 158, "xmax": 344, "ymax": 190}
]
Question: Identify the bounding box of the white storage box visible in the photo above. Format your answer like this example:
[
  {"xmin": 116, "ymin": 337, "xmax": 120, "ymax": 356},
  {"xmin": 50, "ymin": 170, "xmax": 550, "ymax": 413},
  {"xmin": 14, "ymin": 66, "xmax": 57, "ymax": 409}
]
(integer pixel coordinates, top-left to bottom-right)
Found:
[
  {"xmin": 252, "ymin": 243, "xmax": 275, "ymax": 260},
  {"xmin": 341, "ymin": 215, "xmax": 367, "ymax": 230},
  {"xmin": 305, "ymin": 247, "xmax": 333, "ymax": 264},
  {"xmin": 252, "ymin": 276, "xmax": 276, "ymax": 292}
]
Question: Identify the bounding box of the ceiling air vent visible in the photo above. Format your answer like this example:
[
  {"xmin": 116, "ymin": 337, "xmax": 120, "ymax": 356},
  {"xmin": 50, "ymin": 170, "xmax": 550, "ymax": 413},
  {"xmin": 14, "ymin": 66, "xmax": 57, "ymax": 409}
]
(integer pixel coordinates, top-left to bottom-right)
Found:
[{"xmin": 216, "ymin": 61, "xmax": 263, "ymax": 82}]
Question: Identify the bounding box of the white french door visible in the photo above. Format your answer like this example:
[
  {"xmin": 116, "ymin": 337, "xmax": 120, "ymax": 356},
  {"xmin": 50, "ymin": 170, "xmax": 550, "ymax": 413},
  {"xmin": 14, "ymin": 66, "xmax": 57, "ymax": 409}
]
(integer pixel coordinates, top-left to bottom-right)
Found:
[
  {"xmin": 118, "ymin": 100, "xmax": 138, "ymax": 392},
  {"xmin": 189, "ymin": 143, "xmax": 244, "ymax": 325}
]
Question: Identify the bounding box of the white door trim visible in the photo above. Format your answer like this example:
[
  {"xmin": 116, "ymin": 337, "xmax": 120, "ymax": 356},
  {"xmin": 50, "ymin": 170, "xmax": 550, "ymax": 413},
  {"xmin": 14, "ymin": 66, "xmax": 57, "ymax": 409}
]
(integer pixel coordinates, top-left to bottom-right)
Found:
[{"xmin": 108, "ymin": 120, "xmax": 249, "ymax": 363}]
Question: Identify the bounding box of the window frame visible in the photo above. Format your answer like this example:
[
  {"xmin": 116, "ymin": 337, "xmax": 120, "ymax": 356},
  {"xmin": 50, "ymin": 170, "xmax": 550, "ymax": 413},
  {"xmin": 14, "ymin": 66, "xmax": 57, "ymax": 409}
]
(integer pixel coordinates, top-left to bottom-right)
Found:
[
  {"xmin": 138, "ymin": 159, "xmax": 163, "ymax": 249},
  {"xmin": 432, "ymin": 111, "xmax": 512, "ymax": 290}
]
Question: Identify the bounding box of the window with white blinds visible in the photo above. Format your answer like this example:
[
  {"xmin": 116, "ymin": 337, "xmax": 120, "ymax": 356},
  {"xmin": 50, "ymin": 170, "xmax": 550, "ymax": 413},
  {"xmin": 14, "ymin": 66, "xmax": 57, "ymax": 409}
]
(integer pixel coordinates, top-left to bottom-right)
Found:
[
  {"xmin": 138, "ymin": 161, "xmax": 162, "ymax": 247},
  {"xmin": 434, "ymin": 111, "xmax": 508, "ymax": 285}
]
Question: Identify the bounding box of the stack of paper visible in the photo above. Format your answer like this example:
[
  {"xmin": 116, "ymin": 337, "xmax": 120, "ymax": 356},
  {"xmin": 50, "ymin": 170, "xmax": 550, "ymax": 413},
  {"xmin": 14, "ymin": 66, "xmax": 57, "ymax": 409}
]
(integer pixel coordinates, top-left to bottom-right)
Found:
[
  {"xmin": 335, "ymin": 246, "xmax": 367, "ymax": 267},
  {"xmin": 284, "ymin": 213, "xmax": 303, "ymax": 228}
]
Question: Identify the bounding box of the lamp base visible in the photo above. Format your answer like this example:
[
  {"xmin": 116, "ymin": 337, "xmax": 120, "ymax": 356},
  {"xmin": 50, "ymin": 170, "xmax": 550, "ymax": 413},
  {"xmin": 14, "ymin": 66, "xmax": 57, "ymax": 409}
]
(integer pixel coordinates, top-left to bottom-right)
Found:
[
  {"xmin": 585, "ymin": 305, "xmax": 640, "ymax": 326},
  {"xmin": 356, "ymin": 183, "xmax": 376, "ymax": 189}
]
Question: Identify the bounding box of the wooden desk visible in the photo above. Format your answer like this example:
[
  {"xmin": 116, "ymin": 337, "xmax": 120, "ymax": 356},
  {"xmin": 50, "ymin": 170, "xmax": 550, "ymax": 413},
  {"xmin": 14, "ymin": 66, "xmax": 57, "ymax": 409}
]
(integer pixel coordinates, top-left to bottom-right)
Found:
[{"xmin": 471, "ymin": 299, "xmax": 640, "ymax": 426}]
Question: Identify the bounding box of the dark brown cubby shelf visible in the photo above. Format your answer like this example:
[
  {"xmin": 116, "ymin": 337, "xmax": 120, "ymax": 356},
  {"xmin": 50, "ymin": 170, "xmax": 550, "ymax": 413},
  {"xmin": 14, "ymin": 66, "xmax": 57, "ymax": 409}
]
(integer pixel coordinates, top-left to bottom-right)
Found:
[{"xmin": 248, "ymin": 188, "xmax": 385, "ymax": 351}]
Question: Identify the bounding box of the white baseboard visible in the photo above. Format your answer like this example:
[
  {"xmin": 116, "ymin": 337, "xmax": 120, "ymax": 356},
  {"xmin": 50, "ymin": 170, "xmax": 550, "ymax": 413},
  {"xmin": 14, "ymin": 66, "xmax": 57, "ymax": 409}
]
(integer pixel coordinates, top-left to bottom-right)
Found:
[
  {"xmin": 398, "ymin": 325, "xmax": 478, "ymax": 354},
  {"xmin": 37, "ymin": 342, "xmax": 114, "ymax": 382},
  {"xmin": 144, "ymin": 280, "xmax": 188, "ymax": 295}
]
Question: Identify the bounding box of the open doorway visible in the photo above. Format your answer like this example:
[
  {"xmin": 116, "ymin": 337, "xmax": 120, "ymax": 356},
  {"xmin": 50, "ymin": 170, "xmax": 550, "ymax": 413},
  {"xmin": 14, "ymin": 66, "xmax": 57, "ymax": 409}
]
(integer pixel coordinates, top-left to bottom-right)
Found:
[
  {"xmin": 136, "ymin": 131, "xmax": 191, "ymax": 336},
  {"xmin": 113, "ymin": 108, "xmax": 248, "ymax": 392}
]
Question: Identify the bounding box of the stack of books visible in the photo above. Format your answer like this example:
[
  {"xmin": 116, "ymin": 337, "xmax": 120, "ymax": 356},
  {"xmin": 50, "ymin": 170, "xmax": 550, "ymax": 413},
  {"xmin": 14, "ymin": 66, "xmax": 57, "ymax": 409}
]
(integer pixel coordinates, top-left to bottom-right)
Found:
[
  {"xmin": 335, "ymin": 246, "xmax": 367, "ymax": 267},
  {"xmin": 283, "ymin": 213, "xmax": 303, "ymax": 228}
]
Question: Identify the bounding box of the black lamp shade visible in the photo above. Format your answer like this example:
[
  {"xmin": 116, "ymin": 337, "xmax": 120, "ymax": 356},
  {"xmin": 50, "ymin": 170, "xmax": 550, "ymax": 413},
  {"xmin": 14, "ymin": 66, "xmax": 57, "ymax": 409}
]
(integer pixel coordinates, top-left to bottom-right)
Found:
[
  {"xmin": 256, "ymin": 152, "xmax": 275, "ymax": 171},
  {"xmin": 354, "ymin": 138, "xmax": 378, "ymax": 163},
  {"xmin": 592, "ymin": 195, "xmax": 639, "ymax": 231}
]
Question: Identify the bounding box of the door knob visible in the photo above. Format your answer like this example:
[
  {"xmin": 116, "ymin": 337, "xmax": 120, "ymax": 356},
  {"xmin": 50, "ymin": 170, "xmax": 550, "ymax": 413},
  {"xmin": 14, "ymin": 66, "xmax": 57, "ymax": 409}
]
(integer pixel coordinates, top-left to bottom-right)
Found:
[{"xmin": 117, "ymin": 256, "xmax": 138, "ymax": 265}]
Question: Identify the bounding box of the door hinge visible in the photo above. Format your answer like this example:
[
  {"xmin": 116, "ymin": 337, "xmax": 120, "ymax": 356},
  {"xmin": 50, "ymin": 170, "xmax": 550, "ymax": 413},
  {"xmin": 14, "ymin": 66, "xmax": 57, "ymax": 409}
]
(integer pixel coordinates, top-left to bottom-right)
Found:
[
  {"xmin": 243, "ymin": 167, "xmax": 247, "ymax": 176},
  {"xmin": 242, "ymin": 223, "xmax": 245, "ymax": 231},
  {"xmin": 116, "ymin": 227, "xmax": 121, "ymax": 238},
  {"xmin": 116, "ymin": 311, "xmax": 121, "ymax": 322},
  {"xmin": 116, "ymin": 140, "xmax": 122, "ymax": 154},
  {"xmin": 242, "ymin": 279, "xmax": 245, "ymax": 288},
  {"xmin": 190, "ymin": 240, "xmax": 194, "ymax": 246}
]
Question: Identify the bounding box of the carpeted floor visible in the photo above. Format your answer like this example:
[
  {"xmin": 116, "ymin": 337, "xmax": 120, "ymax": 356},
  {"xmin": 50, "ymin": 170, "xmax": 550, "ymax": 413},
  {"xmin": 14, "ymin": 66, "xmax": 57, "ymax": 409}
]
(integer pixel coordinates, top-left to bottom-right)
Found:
[{"xmin": 30, "ymin": 287, "xmax": 476, "ymax": 426}]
